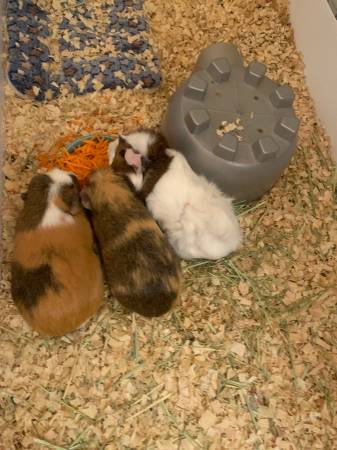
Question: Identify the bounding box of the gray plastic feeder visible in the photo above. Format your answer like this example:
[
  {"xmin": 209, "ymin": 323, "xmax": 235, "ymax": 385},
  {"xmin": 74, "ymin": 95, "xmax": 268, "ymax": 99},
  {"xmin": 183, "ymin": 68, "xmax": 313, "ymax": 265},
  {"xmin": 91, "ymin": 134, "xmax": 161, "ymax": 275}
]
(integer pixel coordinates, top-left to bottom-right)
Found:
[{"xmin": 161, "ymin": 43, "xmax": 300, "ymax": 201}]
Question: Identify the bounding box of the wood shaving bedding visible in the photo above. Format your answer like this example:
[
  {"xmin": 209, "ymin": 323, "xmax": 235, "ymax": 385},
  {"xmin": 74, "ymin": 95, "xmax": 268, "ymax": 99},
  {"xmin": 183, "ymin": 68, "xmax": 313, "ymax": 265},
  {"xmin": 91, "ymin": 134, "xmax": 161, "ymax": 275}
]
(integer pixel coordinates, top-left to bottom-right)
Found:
[
  {"xmin": 216, "ymin": 117, "xmax": 244, "ymax": 139},
  {"xmin": 1, "ymin": 1, "xmax": 336, "ymax": 449}
]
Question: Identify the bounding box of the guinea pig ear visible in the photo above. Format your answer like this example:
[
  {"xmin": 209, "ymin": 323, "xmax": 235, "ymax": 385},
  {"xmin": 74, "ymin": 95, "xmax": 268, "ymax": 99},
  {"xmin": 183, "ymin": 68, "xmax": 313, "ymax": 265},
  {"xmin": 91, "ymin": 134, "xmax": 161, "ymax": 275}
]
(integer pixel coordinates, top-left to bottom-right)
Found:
[
  {"xmin": 108, "ymin": 139, "xmax": 118, "ymax": 165},
  {"xmin": 69, "ymin": 174, "xmax": 80, "ymax": 192},
  {"xmin": 29, "ymin": 173, "xmax": 52, "ymax": 192},
  {"xmin": 58, "ymin": 184, "xmax": 81, "ymax": 215},
  {"xmin": 149, "ymin": 132, "xmax": 168, "ymax": 158},
  {"xmin": 80, "ymin": 189, "xmax": 92, "ymax": 210}
]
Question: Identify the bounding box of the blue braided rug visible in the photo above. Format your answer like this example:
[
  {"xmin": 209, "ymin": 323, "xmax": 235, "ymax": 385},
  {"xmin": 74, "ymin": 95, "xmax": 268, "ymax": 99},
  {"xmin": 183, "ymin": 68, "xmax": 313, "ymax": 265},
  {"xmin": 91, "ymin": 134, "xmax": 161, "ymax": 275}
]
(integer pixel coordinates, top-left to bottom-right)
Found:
[{"xmin": 6, "ymin": 0, "xmax": 161, "ymax": 101}]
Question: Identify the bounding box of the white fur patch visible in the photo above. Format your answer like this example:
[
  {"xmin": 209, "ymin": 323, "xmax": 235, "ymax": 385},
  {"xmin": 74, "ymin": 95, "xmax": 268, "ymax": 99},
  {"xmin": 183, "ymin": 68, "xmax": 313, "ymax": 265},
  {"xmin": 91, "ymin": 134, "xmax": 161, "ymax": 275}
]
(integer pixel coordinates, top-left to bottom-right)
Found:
[
  {"xmin": 40, "ymin": 204, "xmax": 75, "ymax": 228},
  {"xmin": 40, "ymin": 169, "xmax": 76, "ymax": 228},
  {"xmin": 47, "ymin": 168, "xmax": 74, "ymax": 200},
  {"xmin": 128, "ymin": 172, "xmax": 144, "ymax": 192},
  {"xmin": 123, "ymin": 131, "xmax": 156, "ymax": 157},
  {"xmin": 47, "ymin": 168, "xmax": 73, "ymax": 185}
]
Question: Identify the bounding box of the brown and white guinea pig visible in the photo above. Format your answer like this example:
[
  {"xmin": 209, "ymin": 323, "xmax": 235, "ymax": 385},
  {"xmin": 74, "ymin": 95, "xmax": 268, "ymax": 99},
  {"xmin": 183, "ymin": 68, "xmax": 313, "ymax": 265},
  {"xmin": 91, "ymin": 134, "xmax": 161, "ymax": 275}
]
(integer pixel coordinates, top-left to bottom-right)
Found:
[
  {"xmin": 108, "ymin": 130, "xmax": 243, "ymax": 260},
  {"xmin": 80, "ymin": 167, "xmax": 181, "ymax": 317},
  {"xmin": 11, "ymin": 168, "xmax": 104, "ymax": 336}
]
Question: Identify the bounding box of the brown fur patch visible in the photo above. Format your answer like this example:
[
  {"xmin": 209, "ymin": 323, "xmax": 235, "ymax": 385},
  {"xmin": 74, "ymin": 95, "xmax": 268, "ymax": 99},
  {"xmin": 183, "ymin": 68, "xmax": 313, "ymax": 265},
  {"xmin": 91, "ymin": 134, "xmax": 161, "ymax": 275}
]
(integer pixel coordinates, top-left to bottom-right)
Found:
[
  {"xmin": 105, "ymin": 228, "xmax": 180, "ymax": 315},
  {"xmin": 139, "ymin": 132, "xmax": 172, "ymax": 201},
  {"xmin": 111, "ymin": 136, "xmax": 134, "ymax": 174},
  {"xmin": 56, "ymin": 180, "xmax": 81, "ymax": 215},
  {"xmin": 108, "ymin": 217, "xmax": 160, "ymax": 250},
  {"xmin": 85, "ymin": 168, "xmax": 133, "ymax": 210},
  {"xmin": 11, "ymin": 262, "xmax": 61, "ymax": 309},
  {"xmin": 89, "ymin": 199, "xmax": 151, "ymax": 251},
  {"xmin": 16, "ymin": 173, "xmax": 51, "ymax": 232},
  {"xmin": 13, "ymin": 214, "xmax": 93, "ymax": 268}
]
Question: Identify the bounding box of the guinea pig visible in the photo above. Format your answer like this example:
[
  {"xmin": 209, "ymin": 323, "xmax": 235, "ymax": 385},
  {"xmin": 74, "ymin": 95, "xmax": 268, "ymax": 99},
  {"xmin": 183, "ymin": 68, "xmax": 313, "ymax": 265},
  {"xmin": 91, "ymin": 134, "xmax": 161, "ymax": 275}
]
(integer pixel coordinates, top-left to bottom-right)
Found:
[
  {"xmin": 11, "ymin": 169, "xmax": 104, "ymax": 336},
  {"xmin": 108, "ymin": 130, "xmax": 243, "ymax": 260},
  {"xmin": 80, "ymin": 167, "xmax": 181, "ymax": 317}
]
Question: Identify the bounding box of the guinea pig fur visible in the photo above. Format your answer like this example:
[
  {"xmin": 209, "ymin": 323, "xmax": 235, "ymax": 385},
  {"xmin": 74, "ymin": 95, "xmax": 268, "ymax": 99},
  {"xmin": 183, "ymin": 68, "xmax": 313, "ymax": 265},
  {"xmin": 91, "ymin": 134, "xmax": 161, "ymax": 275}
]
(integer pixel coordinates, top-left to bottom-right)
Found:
[
  {"xmin": 80, "ymin": 167, "xmax": 181, "ymax": 317},
  {"xmin": 108, "ymin": 130, "xmax": 243, "ymax": 260},
  {"xmin": 11, "ymin": 169, "xmax": 104, "ymax": 337}
]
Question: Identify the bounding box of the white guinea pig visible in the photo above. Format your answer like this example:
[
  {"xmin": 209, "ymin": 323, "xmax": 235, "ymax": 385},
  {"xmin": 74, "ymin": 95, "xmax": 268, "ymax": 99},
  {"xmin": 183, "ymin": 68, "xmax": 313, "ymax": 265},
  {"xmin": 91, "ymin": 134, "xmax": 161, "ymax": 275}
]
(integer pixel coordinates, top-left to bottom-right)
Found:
[{"xmin": 109, "ymin": 130, "xmax": 243, "ymax": 260}]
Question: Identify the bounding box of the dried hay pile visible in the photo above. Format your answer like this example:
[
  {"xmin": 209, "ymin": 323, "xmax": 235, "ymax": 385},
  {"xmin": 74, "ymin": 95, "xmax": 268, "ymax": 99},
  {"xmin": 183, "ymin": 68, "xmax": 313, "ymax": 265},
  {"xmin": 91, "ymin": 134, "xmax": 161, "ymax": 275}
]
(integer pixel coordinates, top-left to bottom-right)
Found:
[{"xmin": 1, "ymin": 1, "xmax": 336, "ymax": 449}]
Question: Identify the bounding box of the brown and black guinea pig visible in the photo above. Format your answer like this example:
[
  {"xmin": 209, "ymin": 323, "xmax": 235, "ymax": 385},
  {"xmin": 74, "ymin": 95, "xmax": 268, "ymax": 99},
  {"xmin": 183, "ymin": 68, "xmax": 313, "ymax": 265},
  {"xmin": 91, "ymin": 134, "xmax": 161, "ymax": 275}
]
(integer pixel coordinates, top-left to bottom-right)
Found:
[
  {"xmin": 11, "ymin": 168, "xmax": 104, "ymax": 336},
  {"xmin": 80, "ymin": 167, "xmax": 181, "ymax": 317}
]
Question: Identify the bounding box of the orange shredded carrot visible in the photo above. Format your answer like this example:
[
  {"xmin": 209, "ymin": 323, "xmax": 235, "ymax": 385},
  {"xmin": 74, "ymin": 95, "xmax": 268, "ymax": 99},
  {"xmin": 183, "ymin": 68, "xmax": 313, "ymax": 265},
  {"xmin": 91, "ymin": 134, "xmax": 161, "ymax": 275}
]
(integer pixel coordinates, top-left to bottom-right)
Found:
[{"xmin": 37, "ymin": 132, "xmax": 116, "ymax": 186}]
